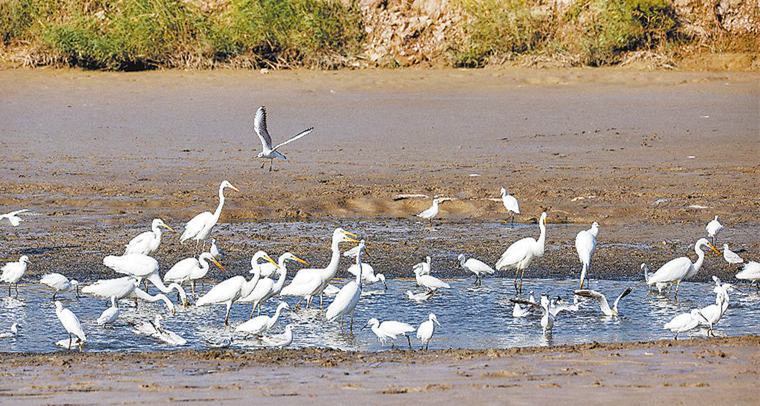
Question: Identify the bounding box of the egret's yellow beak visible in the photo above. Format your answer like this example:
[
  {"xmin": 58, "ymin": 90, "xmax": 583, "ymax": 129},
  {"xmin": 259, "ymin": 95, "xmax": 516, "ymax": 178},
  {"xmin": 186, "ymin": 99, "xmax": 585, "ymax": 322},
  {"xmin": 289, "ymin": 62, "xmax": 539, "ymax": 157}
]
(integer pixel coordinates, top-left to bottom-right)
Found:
[
  {"xmin": 292, "ymin": 255, "xmax": 309, "ymax": 266},
  {"xmin": 264, "ymin": 254, "xmax": 280, "ymax": 269},
  {"xmin": 161, "ymin": 223, "xmax": 175, "ymax": 232},
  {"xmin": 210, "ymin": 256, "xmax": 224, "ymax": 271}
]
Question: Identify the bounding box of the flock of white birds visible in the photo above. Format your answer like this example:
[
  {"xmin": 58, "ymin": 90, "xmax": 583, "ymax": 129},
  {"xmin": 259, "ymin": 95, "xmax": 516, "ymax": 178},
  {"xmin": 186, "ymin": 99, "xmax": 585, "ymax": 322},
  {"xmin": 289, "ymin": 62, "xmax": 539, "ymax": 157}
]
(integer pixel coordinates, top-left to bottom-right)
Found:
[{"xmin": 0, "ymin": 111, "xmax": 757, "ymax": 351}]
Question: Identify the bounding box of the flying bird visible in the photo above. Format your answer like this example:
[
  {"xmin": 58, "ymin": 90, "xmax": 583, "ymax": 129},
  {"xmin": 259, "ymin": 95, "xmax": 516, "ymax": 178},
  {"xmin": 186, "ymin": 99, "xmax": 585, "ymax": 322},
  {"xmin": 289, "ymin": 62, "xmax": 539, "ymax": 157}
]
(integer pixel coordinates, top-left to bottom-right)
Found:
[
  {"xmin": 0, "ymin": 209, "xmax": 30, "ymax": 226},
  {"xmin": 253, "ymin": 106, "xmax": 314, "ymax": 171}
]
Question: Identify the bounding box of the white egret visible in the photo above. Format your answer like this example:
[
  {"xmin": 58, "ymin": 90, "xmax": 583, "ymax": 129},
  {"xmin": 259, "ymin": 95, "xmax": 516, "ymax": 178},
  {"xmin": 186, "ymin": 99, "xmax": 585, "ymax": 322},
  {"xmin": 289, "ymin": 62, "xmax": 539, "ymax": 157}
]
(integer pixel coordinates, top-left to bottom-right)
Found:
[
  {"xmin": 39, "ymin": 273, "xmax": 79, "ymax": 299},
  {"xmin": 124, "ymin": 218, "xmax": 173, "ymax": 255},
  {"xmin": 495, "ymin": 212, "xmax": 547, "ymax": 293},
  {"xmin": 55, "ymin": 300, "xmax": 86, "ymax": 350},
  {"xmin": 736, "ymin": 261, "xmax": 760, "ymax": 291},
  {"xmin": 698, "ymin": 276, "xmax": 731, "ymax": 335},
  {"xmin": 642, "ymin": 263, "xmax": 669, "ymax": 294},
  {"xmin": 253, "ymin": 106, "xmax": 314, "ymax": 171},
  {"xmin": 131, "ymin": 315, "xmax": 187, "ymax": 345},
  {"xmin": 103, "ymin": 254, "xmax": 188, "ymax": 306},
  {"xmin": 210, "ymin": 238, "xmax": 223, "ymax": 259},
  {"xmin": 722, "ymin": 244, "xmax": 744, "ymax": 268},
  {"xmin": 363, "ymin": 318, "xmax": 415, "ymax": 349},
  {"xmin": 500, "ymin": 187, "xmax": 520, "ymax": 223},
  {"xmin": 260, "ymin": 324, "xmax": 294, "ymax": 348},
  {"xmin": 405, "ymin": 290, "xmax": 434, "ymax": 303},
  {"xmin": 0, "ymin": 323, "xmax": 21, "ymax": 338},
  {"xmin": 573, "ymin": 287, "xmax": 633, "ymax": 317},
  {"xmin": 240, "ymin": 253, "xmax": 308, "ymax": 317},
  {"xmin": 196, "ymin": 251, "xmax": 277, "ymax": 325},
  {"xmin": 416, "ymin": 198, "xmax": 450, "ymax": 226},
  {"xmin": 180, "ymin": 180, "xmax": 239, "ymax": 249},
  {"xmin": 575, "ymin": 222, "xmax": 599, "ymax": 289},
  {"xmin": 643, "ymin": 238, "xmax": 720, "ymax": 299},
  {"xmin": 1, "ymin": 255, "xmax": 30, "ymax": 297},
  {"xmin": 281, "ymin": 228, "xmax": 358, "ymax": 308},
  {"xmin": 413, "ymin": 261, "xmax": 450, "ymax": 292},
  {"xmin": 326, "ymin": 240, "xmax": 366, "ymax": 331},
  {"xmin": 705, "ymin": 215, "xmax": 722, "ymax": 244},
  {"xmin": 235, "ymin": 302, "xmax": 289, "ymax": 337},
  {"xmin": 458, "ymin": 254, "xmax": 494, "ymax": 285},
  {"xmin": 344, "ymin": 243, "xmax": 386, "ymax": 289},
  {"xmin": 413, "ymin": 256, "xmax": 431, "ymax": 276},
  {"xmin": 97, "ymin": 296, "xmax": 120, "ymax": 326},
  {"xmin": 163, "ymin": 252, "xmax": 224, "ymax": 295},
  {"xmin": 0, "ymin": 209, "xmax": 30, "ymax": 226},
  {"xmin": 664, "ymin": 309, "xmax": 706, "ymax": 339},
  {"xmin": 81, "ymin": 277, "xmax": 176, "ymax": 313},
  {"xmin": 416, "ymin": 313, "xmax": 440, "ymax": 350}
]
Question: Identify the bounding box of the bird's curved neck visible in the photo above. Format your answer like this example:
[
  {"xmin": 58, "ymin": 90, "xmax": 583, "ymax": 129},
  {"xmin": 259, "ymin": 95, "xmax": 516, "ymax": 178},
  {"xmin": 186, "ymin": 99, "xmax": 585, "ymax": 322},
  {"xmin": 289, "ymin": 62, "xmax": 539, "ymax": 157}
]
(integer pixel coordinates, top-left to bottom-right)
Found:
[
  {"xmin": 535, "ymin": 220, "xmax": 547, "ymax": 255},
  {"xmin": 243, "ymin": 272, "xmax": 260, "ymax": 298},
  {"xmin": 693, "ymin": 245, "xmax": 706, "ymax": 273},
  {"xmin": 355, "ymin": 255, "xmax": 363, "ymax": 288},
  {"xmin": 324, "ymin": 238, "xmax": 343, "ymax": 277},
  {"xmin": 212, "ymin": 186, "xmax": 227, "ymax": 221}
]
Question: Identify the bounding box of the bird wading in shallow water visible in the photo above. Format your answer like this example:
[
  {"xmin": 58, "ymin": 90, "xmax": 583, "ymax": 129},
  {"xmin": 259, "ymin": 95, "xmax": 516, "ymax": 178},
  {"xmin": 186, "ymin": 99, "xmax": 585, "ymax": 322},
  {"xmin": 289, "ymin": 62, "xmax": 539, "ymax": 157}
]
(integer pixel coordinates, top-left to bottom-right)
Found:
[
  {"xmin": 575, "ymin": 222, "xmax": 599, "ymax": 289},
  {"xmin": 180, "ymin": 180, "xmax": 239, "ymax": 252},
  {"xmin": 736, "ymin": 261, "xmax": 760, "ymax": 291},
  {"xmin": 496, "ymin": 212, "xmax": 547, "ymax": 294},
  {"xmin": 124, "ymin": 218, "xmax": 173, "ymax": 256},
  {"xmin": 1, "ymin": 255, "xmax": 30, "ymax": 297},
  {"xmin": 416, "ymin": 313, "xmax": 440, "ymax": 350},
  {"xmin": 642, "ymin": 238, "xmax": 720, "ymax": 299},
  {"xmin": 253, "ymin": 106, "xmax": 314, "ymax": 172},
  {"xmin": 458, "ymin": 254, "xmax": 495, "ymax": 286},
  {"xmin": 55, "ymin": 301, "xmax": 86, "ymax": 351}
]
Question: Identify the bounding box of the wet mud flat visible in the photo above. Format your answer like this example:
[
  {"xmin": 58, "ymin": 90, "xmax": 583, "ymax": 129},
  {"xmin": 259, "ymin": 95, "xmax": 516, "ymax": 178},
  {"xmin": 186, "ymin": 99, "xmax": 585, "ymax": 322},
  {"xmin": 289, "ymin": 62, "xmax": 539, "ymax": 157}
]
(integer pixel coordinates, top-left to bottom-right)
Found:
[{"xmin": 1, "ymin": 336, "xmax": 759, "ymax": 405}]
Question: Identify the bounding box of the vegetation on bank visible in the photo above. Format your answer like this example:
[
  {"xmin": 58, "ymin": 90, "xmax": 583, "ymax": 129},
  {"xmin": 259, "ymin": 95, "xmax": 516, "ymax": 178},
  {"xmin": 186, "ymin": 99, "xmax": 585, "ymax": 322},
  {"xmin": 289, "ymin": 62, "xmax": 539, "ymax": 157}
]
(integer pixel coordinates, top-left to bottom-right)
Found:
[{"xmin": 0, "ymin": 0, "xmax": 757, "ymax": 70}]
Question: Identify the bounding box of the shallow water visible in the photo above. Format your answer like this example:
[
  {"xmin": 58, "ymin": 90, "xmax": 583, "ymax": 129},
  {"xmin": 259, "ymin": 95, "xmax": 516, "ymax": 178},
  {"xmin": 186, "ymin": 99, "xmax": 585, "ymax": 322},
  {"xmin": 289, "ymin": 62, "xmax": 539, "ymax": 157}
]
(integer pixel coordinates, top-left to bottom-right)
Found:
[{"xmin": 0, "ymin": 276, "xmax": 757, "ymax": 353}]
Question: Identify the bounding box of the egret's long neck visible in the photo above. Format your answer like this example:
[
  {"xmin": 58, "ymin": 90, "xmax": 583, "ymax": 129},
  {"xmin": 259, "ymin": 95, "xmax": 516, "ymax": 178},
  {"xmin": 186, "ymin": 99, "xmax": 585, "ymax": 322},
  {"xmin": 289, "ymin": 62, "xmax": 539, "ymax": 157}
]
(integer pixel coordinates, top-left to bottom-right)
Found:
[
  {"xmin": 242, "ymin": 270, "xmax": 260, "ymax": 299},
  {"xmin": 535, "ymin": 220, "xmax": 547, "ymax": 256},
  {"xmin": 324, "ymin": 237, "xmax": 342, "ymax": 278},
  {"xmin": 153, "ymin": 222, "xmax": 163, "ymax": 239},
  {"xmin": 212, "ymin": 185, "xmax": 226, "ymax": 221},
  {"xmin": 355, "ymin": 253, "xmax": 363, "ymax": 289},
  {"xmin": 274, "ymin": 260, "xmax": 287, "ymax": 291},
  {"xmin": 693, "ymin": 245, "xmax": 706, "ymax": 273}
]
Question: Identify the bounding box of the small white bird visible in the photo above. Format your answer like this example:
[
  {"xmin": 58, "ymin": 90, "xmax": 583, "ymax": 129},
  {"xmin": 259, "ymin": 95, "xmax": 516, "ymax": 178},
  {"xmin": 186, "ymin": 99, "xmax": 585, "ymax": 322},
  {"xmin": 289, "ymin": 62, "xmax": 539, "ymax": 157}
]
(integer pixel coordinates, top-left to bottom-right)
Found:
[
  {"xmin": 40, "ymin": 273, "xmax": 79, "ymax": 300},
  {"xmin": 413, "ymin": 261, "xmax": 450, "ymax": 292},
  {"xmin": 97, "ymin": 296, "xmax": 120, "ymax": 326},
  {"xmin": 253, "ymin": 106, "xmax": 314, "ymax": 172},
  {"xmin": 573, "ymin": 287, "xmax": 633, "ymax": 317},
  {"xmin": 458, "ymin": 254, "xmax": 495, "ymax": 285},
  {"xmin": 642, "ymin": 263, "xmax": 669, "ymax": 294},
  {"xmin": 0, "ymin": 209, "xmax": 30, "ymax": 226},
  {"xmin": 575, "ymin": 222, "xmax": 599, "ymax": 289},
  {"xmin": 722, "ymin": 244, "xmax": 744, "ymax": 267},
  {"xmin": 345, "ymin": 244, "xmax": 387, "ymax": 290},
  {"xmin": 260, "ymin": 324, "xmax": 295, "ymax": 348},
  {"xmin": 405, "ymin": 289, "xmax": 434, "ymax": 303},
  {"xmin": 416, "ymin": 198, "xmax": 450, "ymax": 226},
  {"xmin": 210, "ymin": 238, "xmax": 223, "ymax": 259},
  {"xmin": 124, "ymin": 218, "xmax": 173, "ymax": 256},
  {"xmin": 736, "ymin": 261, "xmax": 760, "ymax": 291},
  {"xmin": 496, "ymin": 212, "xmax": 548, "ymax": 294},
  {"xmin": 1, "ymin": 255, "xmax": 30, "ymax": 297},
  {"xmin": 55, "ymin": 300, "xmax": 86, "ymax": 350},
  {"xmin": 326, "ymin": 240, "xmax": 366, "ymax": 332},
  {"xmin": 363, "ymin": 318, "xmax": 415, "ymax": 349},
  {"xmin": 664, "ymin": 309, "xmax": 706, "ymax": 339},
  {"xmin": 698, "ymin": 276, "xmax": 731, "ymax": 335},
  {"xmin": 0, "ymin": 323, "xmax": 21, "ymax": 338},
  {"xmin": 512, "ymin": 291, "xmax": 536, "ymax": 318},
  {"xmin": 180, "ymin": 180, "xmax": 239, "ymax": 250},
  {"xmin": 510, "ymin": 294, "xmax": 578, "ymax": 336},
  {"xmin": 235, "ymin": 302, "xmax": 289, "ymax": 337},
  {"xmin": 412, "ymin": 256, "xmax": 432, "ymax": 276},
  {"xmin": 706, "ymin": 215, "xmax": 723, "ymax": 244},
  {"xmin": 416, "ymin": 313, "xmax": 440, "ymax": 350},
  {"xmin": 500, "ymin": 187, "xmax": 520, "ymax": 223},
  {"xmin": 131, "ymin": 315, "xmax": 187, "ymax": 345}
]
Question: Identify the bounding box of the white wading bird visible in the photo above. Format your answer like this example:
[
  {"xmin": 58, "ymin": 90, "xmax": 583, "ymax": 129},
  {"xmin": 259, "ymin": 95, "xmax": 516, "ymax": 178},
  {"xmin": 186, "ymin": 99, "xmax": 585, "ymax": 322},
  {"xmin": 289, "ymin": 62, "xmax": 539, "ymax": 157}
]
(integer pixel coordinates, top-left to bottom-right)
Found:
[
  {"xmin": 510, "ymin": 294, "xmax": 578, "ymax": 336},
  {"xmin": 253, "ymin": 106, "xmax": 314, "ymax": 172},
  {"xmin": 573, "ymin": 287, "xmax": 633, "ymax": 317},
  {"xmin": 405, "ymin": 289, "xmax": 434, "ymax": 303},
  {"xmin": 416, "ymin": 198, "xmax": 451, "ymax": 226},
  {"xmin": 642, "ymin": 238, "xmax": 719, "ymax": 299},
  {"xmin": 705, "ymin": 215, "xmax": 722, "ymax": 244},
  {"xmin": 363, "ymin": 318, "xmax": 415, "ymax": 349},
  {"xmin": 344, "ymin": 243, "xmax": 386, "ymax": 290},
  {"xmin": 496, "ymin": 212, "xmax": 547, "ymax": 294},
  {"xmin": 698, "ymin": 276, "xmax": 731, "ymax": 335},
  {"xmin": 55, "ymin": 301, "xmax": 86, "ymax": 350},
  {"xmin": 664, "ymin": 309, "xmax": 706, "ymax": 339},
  {"xmin": 736, "ymin": 261, "xmax": 760, "ymax": 291},
  {"xmin": 97, "ymin": 296, "xmax": 120, "ymax": 326},
  {"xmin": 260, "ymin": 324, "xmax": 295, "ymax": 348},
  {"xmin": 241, "ymin": 253, "xmax": 307, "ymax": 317},
  {"xmin": 416, "ymin": 313, "xmax": 440, "ymax": 350},
  {"xmin": 280, "ymin": 228, "xmax": 358, "ymax": 308},
  {"xmin": 124, "ymin": 218, "xmax": 173, "ymax": 256},
  {"xmin": 722, "ymin": 244, "xmax": 744, "ymax": 268},
  {"xmin": 575, "ymin": 222, "xmax": 599, "ymax": 289},
  {"xmin": 458, "ymin": 254, "xmax": 494, "ymax": 286},
  {"xmin": 103, "ymin": 254, "xmax": 188, "ymax": 306},
  {"xmin": 413, "ymin": 259, "xmax": 450, "ymax": 292},
  {"xmin": 642, "ymin": 263, "xmax": 669, "ymax": 294},
  {"xmin": 39, "ymin": 273, "xmax": 79, "ymax": 300},
  {"xmin": 130, "ymin": 315, "xmax": 187, "ymax": 345},
  {"xmin": 1, "ymin": 255, "xmax": 30, "ymax": 297},
  {"xmin": 0, "ymin": 209, "xmax": 30, "ymax": 226},
  {"xmin": 235, "ymin": 302, "xmax": 289, "ymax": 337},
  {"xmin": 413, "ymin": 256, "xmax": 431, "ymax": 276},
  {"xmin": 512, "ymin": 291, "xmax": 536, "ymax": 318},
  {"xmin": 81, "ymin": 276, "xmax": 176, "ymax": 313},
  {"xmin": 0, "ymin": 323, "xmax": 21, "ymax": 338},
  {"xmin": 180, "ymin": 180, "xmax": 239, "ymax": 250},
  {"xmin": 326, "ymin": 240, "xmax": 366, "ymax": 332},
  {"xmin": 163, "ymin": 252, "xmax": 224, "ymax": 296},
  {"xmin": 210, "ymin": 238, "xmax": 223, "ymax": 260},
  {"xmin": 196, "ymin": 251, "xmax": 277, "ymax": 325},
  {"xmin": 500, "ymin": 187, "xmax": 520, "ymax": 223}
]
